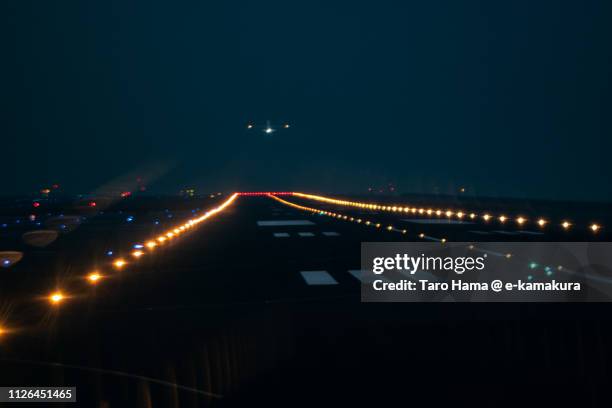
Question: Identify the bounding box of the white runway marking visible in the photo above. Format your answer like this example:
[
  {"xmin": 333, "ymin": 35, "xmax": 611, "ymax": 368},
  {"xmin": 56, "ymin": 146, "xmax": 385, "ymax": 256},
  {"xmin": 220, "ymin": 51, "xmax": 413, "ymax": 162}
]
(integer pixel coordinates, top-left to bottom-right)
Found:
[
  {"xmin": 322, "ymin": 231, "xmax": 340, "ymax": 236},
  {"xmin": 273, "ymin": 232, "xmax": 290, "ymax": 238},
  {"xmin": 300, "ymin": 271, "xmax": 338, "ymax": 285},
  {"xmin": 493, "ymin": 230, "xmax": 520, "ymax": 235},
  {"xmin": 402, "ymin": 219, "xmax": 473, "ymax": 225},
  {"xmin": 348, "ymin": 270, "xmax": 390, "ymax": 283},
  {"xmin": 298, "ymin": 232, "xmax": 315, "ymax": 237},
  {"xmin": 257, "ymin": 220, "xmax": 315, "ymax": 227}
]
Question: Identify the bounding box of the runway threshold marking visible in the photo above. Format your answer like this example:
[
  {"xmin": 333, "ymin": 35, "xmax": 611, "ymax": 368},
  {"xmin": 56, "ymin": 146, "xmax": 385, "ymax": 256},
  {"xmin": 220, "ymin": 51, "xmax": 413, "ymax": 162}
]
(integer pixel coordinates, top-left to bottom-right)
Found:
[
  {"xmin": 300, "ymin": 271, "xmax": 338, "ymax": 285},
  {"xmin": 273, "ymin": 232, "xmax": 290, "ymax": 238},
  {"xmin": 322, "ymin": 231, "xmax": 340, "ymax": 237},
  {"xmin": 298, "ymin": 232, "xmax": 315, "ymax": 237}
]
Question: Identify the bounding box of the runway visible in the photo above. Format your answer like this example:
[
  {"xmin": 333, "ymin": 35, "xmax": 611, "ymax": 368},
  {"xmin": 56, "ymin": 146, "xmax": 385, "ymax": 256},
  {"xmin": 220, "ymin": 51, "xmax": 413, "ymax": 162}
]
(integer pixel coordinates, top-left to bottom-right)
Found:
[{"xmin": 0, "ymin": 194, "xmax": 611, "ymax": 406}]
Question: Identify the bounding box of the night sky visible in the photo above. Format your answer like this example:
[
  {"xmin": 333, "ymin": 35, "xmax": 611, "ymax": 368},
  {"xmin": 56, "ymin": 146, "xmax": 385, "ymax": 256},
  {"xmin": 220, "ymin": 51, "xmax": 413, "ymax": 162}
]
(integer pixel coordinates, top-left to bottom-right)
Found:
[{"xmin": 1, "ymin": 1, "xmax": 611, "ymax": 200}]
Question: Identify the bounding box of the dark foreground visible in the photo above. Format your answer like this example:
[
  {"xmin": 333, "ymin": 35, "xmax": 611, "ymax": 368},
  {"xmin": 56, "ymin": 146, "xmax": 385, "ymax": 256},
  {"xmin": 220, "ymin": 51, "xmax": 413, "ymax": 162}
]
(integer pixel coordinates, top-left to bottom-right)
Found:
[{"xmin": 0, "ymin": 194, "xmax": 611, "ymax": 407}]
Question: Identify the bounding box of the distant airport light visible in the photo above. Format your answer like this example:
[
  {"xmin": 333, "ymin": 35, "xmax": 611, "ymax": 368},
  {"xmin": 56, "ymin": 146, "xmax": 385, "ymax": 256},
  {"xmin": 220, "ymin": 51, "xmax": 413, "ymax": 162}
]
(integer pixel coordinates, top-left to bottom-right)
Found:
[
  {"xmin": 537, "ymin": 218, "xmax": 547, "ymax": 227},
  {"xmin": 561, "ymin": 221, "xmax": 572, "ymax": 230},
  {"xmin": 590, "ymin": 223, "xmax": 601, "ymax": 232},
  {"xmin": 132, "ymin": 250, "xmax": 144, "ymax": 258},
  {"xmin": 483, "ymin": 214, "xmax": 491, "ymax": 221},
  {"xmin": 499, "ymin": 215, "xmax": 507, "ymax": 223},
  {"xmin": 145, "ymin": 241, "xmax": 157, "ymax": 249},
  {"xmin": 516, "ymin": 217, "xmax": 526, "ymax": 225}
]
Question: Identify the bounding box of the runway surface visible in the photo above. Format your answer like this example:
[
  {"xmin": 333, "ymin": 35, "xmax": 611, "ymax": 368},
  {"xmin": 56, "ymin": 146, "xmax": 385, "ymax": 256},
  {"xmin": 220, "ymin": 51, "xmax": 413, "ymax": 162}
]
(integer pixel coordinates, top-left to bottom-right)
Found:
[{"xmin": 0, "ymin": 194, "xmax": 611, "ymax": 407}]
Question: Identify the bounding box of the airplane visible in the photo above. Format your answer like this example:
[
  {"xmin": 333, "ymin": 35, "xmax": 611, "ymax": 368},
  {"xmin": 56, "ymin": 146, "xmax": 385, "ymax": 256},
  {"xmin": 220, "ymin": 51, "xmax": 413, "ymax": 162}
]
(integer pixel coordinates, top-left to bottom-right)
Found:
[{"xmin": 246, "ymin": 120, "xmax": 290, "ymax": 134}]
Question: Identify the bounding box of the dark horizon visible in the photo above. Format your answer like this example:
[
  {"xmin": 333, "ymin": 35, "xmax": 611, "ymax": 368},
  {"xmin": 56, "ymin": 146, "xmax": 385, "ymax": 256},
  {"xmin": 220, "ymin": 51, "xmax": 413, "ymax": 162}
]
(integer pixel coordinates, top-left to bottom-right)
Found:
[{"xmin": 2, "ymin": 1, "xmax": 611, "ymax": 201}]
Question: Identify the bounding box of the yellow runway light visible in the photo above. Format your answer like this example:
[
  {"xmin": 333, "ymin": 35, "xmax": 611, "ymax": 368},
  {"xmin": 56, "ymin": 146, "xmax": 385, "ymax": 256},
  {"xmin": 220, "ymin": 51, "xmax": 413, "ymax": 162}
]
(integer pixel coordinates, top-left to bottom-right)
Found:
[
  {"xmin": 113, "ymin": 259, "xmax": 126, "ymax": 269},
  {"xmin": 87, "ymin": 272, "xmax": 102, "ymax": 283},
  {"xmin": 49, "ymin": 291, "xmax": 64, "ymax": 305}
]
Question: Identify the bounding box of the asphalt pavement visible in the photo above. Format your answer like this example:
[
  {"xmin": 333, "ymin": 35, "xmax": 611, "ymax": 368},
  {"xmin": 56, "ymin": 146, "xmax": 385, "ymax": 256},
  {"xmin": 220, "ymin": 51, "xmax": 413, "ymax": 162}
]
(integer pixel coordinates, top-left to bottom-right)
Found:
[{"xmin": 0, "ymin": 195, "xmax": 611, "ymax": 407}]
